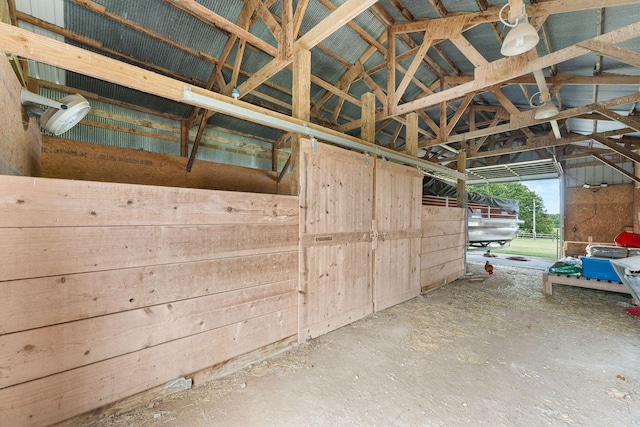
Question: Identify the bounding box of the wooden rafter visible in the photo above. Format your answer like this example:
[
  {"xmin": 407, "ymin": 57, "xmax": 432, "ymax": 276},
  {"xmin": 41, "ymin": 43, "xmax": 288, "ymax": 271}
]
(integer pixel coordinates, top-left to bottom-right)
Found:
[
  {"xmin": 165, "ymin": 0, "xmax": 279, "ymax": 57},
  {"xmin": 578, "ymin": 39, "xmax": 640, "ymax": 68},
  {"xmin": 593, "ymin": 153, "xmax": 640, "ymax": 182}
]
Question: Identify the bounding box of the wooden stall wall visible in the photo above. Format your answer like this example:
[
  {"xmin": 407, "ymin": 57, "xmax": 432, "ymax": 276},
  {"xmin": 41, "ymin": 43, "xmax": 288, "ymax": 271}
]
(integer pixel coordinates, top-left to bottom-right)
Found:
[
  {"xmin": 298, "ymin": 140, "xmax": 374, "ymax": 340},
  {"xmin": 373, "ymin": 159, "xmax": 422, "ymax": 311},
  {"xmin": 564, "ymin": 183, "xmax": 633, "ymax": 256},
  {"xmin": 42, "ymin": 137, "xmax": 279, "ymax": 194},
  {"xmin": 420, "ymin": 205, "xmax": 466, "ymax": 293},
  {"xmin": 0, "ymin": 55, "xmax": 41, "ymax": 176},
  {"xmin": 298, "ymin": 140, "xmax": 424, "ymax": 340},
  {"xmin": 0, "ymin": 175, "xmax": 298, "ymax": 427}
]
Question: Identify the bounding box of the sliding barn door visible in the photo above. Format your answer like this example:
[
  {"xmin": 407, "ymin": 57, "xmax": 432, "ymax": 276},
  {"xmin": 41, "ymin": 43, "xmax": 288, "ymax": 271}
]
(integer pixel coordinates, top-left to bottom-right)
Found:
[
  {"xmin": 298, "ymin": 140, "xmax": 374, "ymax": 340},
  {"xmin": 373, "ymin": 159, "xmax": 422, "ymax": 311}
]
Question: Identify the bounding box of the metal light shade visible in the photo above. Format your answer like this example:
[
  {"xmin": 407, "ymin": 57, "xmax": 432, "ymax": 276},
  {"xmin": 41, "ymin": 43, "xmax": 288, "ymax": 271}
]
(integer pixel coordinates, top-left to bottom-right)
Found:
[
  {"xmin": 534, "ymin": 102, "xmax": 559, "ymax": 120},
  {"xmin": 20, "ymin": 89, "xmax": 90, "ymax": 135},
  {"xmin": 500, "ymin": 21, "xmax": 540, "ymax": 56}
]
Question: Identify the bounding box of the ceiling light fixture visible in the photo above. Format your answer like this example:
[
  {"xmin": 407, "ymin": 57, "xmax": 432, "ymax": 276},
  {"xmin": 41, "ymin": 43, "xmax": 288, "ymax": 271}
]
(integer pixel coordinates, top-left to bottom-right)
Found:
[
  {"xmin": 529, "ymin": 91, "xmax": 559, "ymax": 120},
  {"xmin": 499, "ymin": 3, "xmax": 540, "ymax": 56},
  {"xmin": 20, "ymin": 88, "xmax": 90, "ymax": 135}
]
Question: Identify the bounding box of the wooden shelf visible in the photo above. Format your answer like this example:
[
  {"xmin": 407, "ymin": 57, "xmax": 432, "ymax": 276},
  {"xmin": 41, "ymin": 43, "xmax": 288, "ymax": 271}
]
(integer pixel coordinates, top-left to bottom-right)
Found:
[{"xmin": 543, "ymin": 272, "xmax": 630, "ymax": 295}]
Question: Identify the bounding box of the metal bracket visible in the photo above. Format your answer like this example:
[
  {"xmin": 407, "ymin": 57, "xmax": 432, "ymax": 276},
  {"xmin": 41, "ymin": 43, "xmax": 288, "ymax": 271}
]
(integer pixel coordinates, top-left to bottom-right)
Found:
[
  {"xmin": 381, "ymin": 157, "xmax": 387, "ymax": 168},
  {"xmin": 310, "ymin": 136, "xmax": 317, "ymax": 151},
  {"xmin": 364, "ymin": 152, "xmax": 370, "ymax": 165},
  {"xmin": 165, "ymin": 377, "xmax": 192, "ymax": 393}
]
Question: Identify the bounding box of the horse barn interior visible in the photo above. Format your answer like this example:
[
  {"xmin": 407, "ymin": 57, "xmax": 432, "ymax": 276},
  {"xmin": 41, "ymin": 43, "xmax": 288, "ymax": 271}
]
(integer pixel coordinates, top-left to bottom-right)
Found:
[{"xmin": 1, "ymin": 0, "xmax": 640, "ymax": 425}]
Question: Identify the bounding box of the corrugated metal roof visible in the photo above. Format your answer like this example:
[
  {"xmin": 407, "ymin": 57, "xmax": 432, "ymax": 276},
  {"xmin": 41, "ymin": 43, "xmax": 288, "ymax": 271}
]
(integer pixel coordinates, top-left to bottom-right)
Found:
[{"xmin": 12, "ymin": 0, "xmax": 640, "ymax": 183}]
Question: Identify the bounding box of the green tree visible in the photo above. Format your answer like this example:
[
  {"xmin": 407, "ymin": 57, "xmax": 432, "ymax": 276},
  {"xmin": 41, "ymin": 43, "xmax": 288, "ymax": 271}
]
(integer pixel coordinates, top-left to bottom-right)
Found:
[{"xmin": 468, "ymin": 182, "xmax": 555, "ymax": 234}]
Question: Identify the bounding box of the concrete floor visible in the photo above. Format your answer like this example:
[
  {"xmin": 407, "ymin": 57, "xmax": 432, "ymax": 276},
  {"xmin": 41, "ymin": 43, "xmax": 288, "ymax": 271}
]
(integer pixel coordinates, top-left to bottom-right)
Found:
[{"xmin": 91, "ymin": 263, "xmax": 640, "ymax": 427}]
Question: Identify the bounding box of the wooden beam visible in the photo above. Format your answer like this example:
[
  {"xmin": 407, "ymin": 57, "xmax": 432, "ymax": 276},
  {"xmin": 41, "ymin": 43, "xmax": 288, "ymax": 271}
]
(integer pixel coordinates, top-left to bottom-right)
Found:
[
  {"xmin": 469, "ymin": 129, "xmax": 630, "ymax": 159},
  {"xmin": 166, "ymin": 0, "xmax": 279, "ymax": 57},
  {"xmin": 457, "ymin": 151, "xmax": 467, "ymax": 209},
  {"xmin": 281, "ymin": 0, "xmax": 293, "ymax": 60},
  {"xmin": 180, "ymin": 119, "xmax": 189, "ymax": 157},
  {"xmin": 186, "ymin": 109, "xmax": 209, "ymax": 172},
  {"xmin": 361, "ymin": 92, "xmax": 376, "ymax": 144},
  {"xmin": 406, "ymin": 113, "xmax": 418, "ymax": 156},
  {"xmin": 386, "ymin": 27, "xmax": 396, "ymax": 115},
  {"xmin": 0, "ymin": 22, "xmax": 461, "ymax": 181},
  {"xmin": 244, "ymin": 0, "xmax": 282, "ymax": 42},
  {"xmin": 578, "ymin": 39, "xmax": 640, "ymax": 68},
  {"xmin": 393, "ymin": 21, "xmax": 640, "ymax": 117},
  {"xmin": 296, "ymin": 0, "xmax": 378, "ymax": 50},
  {"xmin": 290, "ymin": 46, "xmax": 311, "ymax": 195},
  {"xmin": 443, "ymin": 72, "xmax": 640, "ymax": 86},
  {"xmin": 440, "ymin": 91, "xmax": 640, "ymax": 146},
  {"xmin": 446, "ymin": 92, "xmax": 475, "ymax": 136},
  {"xmin": 392, "ymin": 0, "xmax": 640, "ymax": 34},
  {"xmin": 450, "ymin": 35, "xmax": 488, "ymax": 68},
  {"xmin": 593, "ymin": 153, "xmax": 640, "ymax": 183},
  {"xmin": 591, "ymin": 105, "xmax": 640, "ymax": 132},
  {"xmin": 592, "ymin": 134, "xmax": 640, "ymax": 164},
  {"xmin": 393, "ymin": 34, "xmax": 432, "ymax": 106}
]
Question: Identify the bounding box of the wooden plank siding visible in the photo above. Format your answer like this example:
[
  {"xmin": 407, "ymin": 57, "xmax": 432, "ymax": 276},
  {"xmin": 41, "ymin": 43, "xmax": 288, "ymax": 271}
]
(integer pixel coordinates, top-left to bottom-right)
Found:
[
  {"xmin": 298, "ymin": 139, "xmax": 374, "ymax": 340},
  {"xmin": 420, "ymin": 205, "xmax": 466, "ymax": 293},
  {"xmin": 373, "ymin": 159, "xmax": 422, "ymax": 311},
  {"xmin": 0, "ymin": 175, "xmax": 299, "ymax": 427}
]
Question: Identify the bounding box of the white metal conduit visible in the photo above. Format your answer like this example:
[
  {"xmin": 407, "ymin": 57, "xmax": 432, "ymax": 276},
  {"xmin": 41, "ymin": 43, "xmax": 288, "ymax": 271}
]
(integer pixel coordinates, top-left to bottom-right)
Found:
[{"xmin": 182, "ymin": 86, "xmax": 465, "ymax": 182}]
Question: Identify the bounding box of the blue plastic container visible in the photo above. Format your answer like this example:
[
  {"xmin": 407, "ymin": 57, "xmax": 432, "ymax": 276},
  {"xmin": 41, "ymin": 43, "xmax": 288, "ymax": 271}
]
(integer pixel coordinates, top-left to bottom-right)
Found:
[{"xmin": 580, "ymin": 256, "xmax": 622, "ymax": 282}]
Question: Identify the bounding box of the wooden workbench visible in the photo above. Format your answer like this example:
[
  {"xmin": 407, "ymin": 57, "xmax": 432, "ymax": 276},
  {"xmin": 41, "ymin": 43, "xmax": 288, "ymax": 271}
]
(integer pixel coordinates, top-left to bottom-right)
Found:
[{"xmin": 543, "ymin": 273, "xmax": 631, "ymax": 296}]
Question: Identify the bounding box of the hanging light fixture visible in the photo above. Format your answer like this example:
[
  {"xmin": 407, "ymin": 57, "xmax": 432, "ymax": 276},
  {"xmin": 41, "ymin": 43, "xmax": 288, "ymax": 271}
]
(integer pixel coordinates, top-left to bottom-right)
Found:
[
  {"xmin": 529, "ymin": 91, "xmax": 559, "ymax": 120},
  {"xmin": 20, "ymin": 88, "xmax": 90, "ymax": 135},
  {"xmin": 499, "ymin": 3, "xmax": 540, "ymax": 56}
]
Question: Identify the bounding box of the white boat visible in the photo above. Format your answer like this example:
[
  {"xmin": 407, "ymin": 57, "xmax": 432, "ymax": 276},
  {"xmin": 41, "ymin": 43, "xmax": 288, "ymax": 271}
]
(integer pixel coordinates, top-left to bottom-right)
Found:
[{"xmin": 422, "ymin": 178, "xmax": 523, "ymax": 247}]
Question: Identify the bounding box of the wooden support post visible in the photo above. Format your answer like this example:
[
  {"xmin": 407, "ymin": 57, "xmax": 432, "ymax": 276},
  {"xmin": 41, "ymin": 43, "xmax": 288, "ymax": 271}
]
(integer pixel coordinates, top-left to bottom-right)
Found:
[
  {"xmin": 386, "ymin": 27, "xmax": 396, "ymax": 116},
  {"xmin": 457, "ymin": 150, "xmax": 466, "ymax": 209},
  {"xmin": 180, "ymin": 119, "xmax": 189, "ymax": 157},
  {"xmin": 272, "ymin": 143, "xmax": 279, "ymax": 172},
  {"xmin": 291, "ymin": 46, "xmax": 310, "ymax": 196},
  {"xmin": 361, "ymin": 92, "xmax": 376, "ymax": 144},
  {"xmin": 406, "ymin": 112, "xmax": 418, "ymax": 156},
  {"xmin": 439, "ymin": 77, "xmax": 447, "ymax": 142}
]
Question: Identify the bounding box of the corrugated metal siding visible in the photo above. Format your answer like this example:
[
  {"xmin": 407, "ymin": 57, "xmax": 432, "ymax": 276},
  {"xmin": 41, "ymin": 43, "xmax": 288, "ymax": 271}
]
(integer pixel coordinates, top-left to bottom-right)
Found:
[
  {"xmin": 40, "ymin": 86, "xmax": 181, "ymax": 155},
  {"xmin": 65, "ymin": 1, "xmax": 216, "ymax": 84},
  {"xmin": 564, "ymin": 158, "xmax": 634, "ymax": 188},
  {"xmin": 17, "ymin": 0, "xmax": 66, "ymax": 85}
]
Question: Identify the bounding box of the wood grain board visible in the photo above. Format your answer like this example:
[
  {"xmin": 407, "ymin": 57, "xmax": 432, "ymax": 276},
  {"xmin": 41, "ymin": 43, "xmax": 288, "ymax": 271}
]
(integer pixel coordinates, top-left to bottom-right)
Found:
[
  {"xmin": 373, "ymin": 159, "xmax": 422, "ymax": 311},
  {"xmin": 420, "ymin": 205, "xmax": 466, "ymax": 292},
  {"xmin": 298, "ymin": 140, "xmax": 374, "ymax": 340},
  {"xmin": 0, "ymin": 175, "xmax": 299, "ymax": 426}
]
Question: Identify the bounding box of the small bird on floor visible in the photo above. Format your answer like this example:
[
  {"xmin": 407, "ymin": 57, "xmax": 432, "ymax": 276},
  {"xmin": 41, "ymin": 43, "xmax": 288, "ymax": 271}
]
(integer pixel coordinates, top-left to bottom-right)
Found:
[
  {"xmin": 483, "ymin": 249, "xmax": 497, "ymax": 258},
  {"xmin": 485, "ymin": 260, "xmax": 494, "ymax": 275}
]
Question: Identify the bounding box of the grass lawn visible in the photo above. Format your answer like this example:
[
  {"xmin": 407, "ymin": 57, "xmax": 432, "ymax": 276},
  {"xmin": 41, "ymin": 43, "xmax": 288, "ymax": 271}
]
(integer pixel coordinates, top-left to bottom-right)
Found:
[{"xmin": 483, "ymin": 237, "xmax": 560, "ymax": 259}]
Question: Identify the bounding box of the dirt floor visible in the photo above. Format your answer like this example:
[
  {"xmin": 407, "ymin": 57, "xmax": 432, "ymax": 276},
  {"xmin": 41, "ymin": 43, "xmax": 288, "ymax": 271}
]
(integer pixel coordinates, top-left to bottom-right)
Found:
[{"xmin": 87, "ymin": 263, "xmax": 640, "ymax": 427}]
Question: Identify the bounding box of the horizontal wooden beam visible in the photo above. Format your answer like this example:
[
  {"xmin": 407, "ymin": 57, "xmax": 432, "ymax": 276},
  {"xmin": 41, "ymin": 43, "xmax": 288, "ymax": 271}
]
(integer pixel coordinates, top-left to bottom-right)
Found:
[
  {"xmin": 0, "ymin": 23, "xmax": 463, "ymax": 180},
  {"xmin": 165, "ymin": 0, "xmax": 279, "ymax": 57},
  {"xmin": 468, "ymin": 129, "xmax": 631, "ymax": 159},
  {"xmin": 393, "ymin": 21, "xmax": 640, "ymax": 117},
  {"xmin": 296, "ymin": 0, "xmax": 378, "ymax": 50},
  {"xmin": 593, "ymin": 153, "xmax": 639, "ymax": 182},
  {"xmin": 391, "ymin": 0, "xmax": 640, "ymax": 35},
  {"xmin": 578, "ymin": 39, "xmax": 640, "ymax": 68},
  {"xmin": 436, "ymin": 91, "xmax": 640, "ymax": 147}
]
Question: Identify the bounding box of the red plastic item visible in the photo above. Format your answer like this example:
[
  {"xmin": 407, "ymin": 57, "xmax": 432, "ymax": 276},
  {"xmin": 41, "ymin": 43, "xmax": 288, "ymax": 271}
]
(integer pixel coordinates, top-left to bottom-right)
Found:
[
  {"xmin": 614, "ymin": 231, "xmax": 640, "ymax": 248},
  {"xmin": 625, "ymin": 306, "xmax": 640, "ymax": 316}
]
